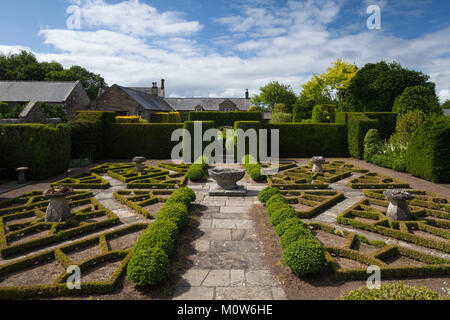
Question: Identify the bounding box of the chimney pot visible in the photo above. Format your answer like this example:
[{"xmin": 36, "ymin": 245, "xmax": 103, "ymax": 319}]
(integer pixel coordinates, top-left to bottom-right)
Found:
[{"xmin": 245, "ymin": 89, "xmax": 249, "ymax": 99}]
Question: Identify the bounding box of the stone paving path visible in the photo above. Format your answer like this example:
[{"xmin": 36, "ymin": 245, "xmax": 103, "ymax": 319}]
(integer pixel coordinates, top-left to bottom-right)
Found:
[{"xmin": 172, "ymin": 176, "xmax": 287, "ymax": 300}]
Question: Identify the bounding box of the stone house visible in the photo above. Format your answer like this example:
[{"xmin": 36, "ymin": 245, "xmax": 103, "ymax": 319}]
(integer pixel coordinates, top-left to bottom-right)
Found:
[
  {"xmin": 90, "ymin": 79, "xmax": 252, "ymax": 121},
  {"xmin": 0, "ymin": 81, "xmax": 90, "ymax": 120},
  {"xmin": 89, "ymin": 84, "xmax": 173, "ymax": 121}
]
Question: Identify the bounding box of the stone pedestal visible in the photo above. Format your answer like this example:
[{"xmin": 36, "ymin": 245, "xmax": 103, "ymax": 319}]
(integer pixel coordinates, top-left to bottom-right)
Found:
[
  {"xmin": 383, "ymin": 190, "xmax": 414, "ymax": 221},
  {"xmin": 311, "ymin": 156, "xmax": 326, "ymax": 173},
  {"xmin": 45, "ymin": 196, "xmax": 72, "ymax": 222},
  {"xmin": 132, "ymin": 156, "xmax": 146, "ymax": 173},
  {"xmin": 16, "ymin": 167, "xmax": 29, "ymax": 184},
  {"xmin": 44, "ymin": 187, "xmax": 74, "ymax": 222}
]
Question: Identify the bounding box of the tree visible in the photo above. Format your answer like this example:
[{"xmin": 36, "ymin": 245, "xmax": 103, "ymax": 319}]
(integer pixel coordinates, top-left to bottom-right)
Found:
[
  {"xmin": 392, "ymin": 85, "xmax": 441, "ymax": 115},
  {"xmin": 46, "ymin": 65, "xmax": 104, "ymax": 100},
  {"xmin": 292, "ymin": 94, "xmax": 316, "ymax": 122},
  {"xmin": 302, "ymin": 59, "xmax": 358, "ymax": 110},
  {"xmin": 442, "ymin": 99, "xmax": 450, "ymax": 109},
  {"xmin": 251, "ymin": 81, "xmax": 297, "ymax": 112},
  {"xmin": 0, "ymin": 50, "xmax": 105, "ymax": 100},
  {"xmin": 347, "ymin": 61, "xmax": 434, "ymax": 112}
]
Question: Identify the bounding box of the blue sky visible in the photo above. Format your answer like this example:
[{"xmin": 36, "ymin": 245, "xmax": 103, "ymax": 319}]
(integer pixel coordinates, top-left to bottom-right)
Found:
[{"xmin": 1, "ymin": 0, "xmax": 450, "ymax": 101}]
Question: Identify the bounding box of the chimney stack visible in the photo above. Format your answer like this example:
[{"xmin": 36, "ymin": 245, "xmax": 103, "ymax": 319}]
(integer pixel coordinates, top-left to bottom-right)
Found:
[
  {"xmin": 245, "ymin": 89, "xmax": 249, "ymax": 99},
  {"xmin": 160, "ymin": 79, "xmax": 165, "ymax": 98},
  {"xmin": 151, "ymin": 82, "xmax": 158, "ymax": 96}
]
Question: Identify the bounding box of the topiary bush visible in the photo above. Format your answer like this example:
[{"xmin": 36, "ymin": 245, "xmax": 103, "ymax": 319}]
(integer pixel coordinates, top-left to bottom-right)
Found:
[
  {"xmin": 139, "ymin": 219, "xmax": 179, "ymax": 255},
  {"xmin": 169, "ymin": 112, "xmax": 182, "ymax": 123},
  {"xmin": 282, "ymin": 238, "xmax": 327, "ymax": 276},
  {"xmin": 127, "ymin": 246, "xmax": 170, "ymax": 287},
  {"xmin": 274, "ymin": 218, "xmax": 305, "ymax": 237},
  {"xmin": 151, "ymin": 112, "xmax": 170, "ymax": 123},
  {"xmin": 186, "ymin": 165, "xmax": 205, "ymax": 182},
  {"xmin": 258, "ymin": 187, "xmax": 281, "ymax": 204},
  {"xmin": 339, "ymin": 282, "xmax": 446, "ymax": 300},
  {"xmin": 266, "ymin": 194, "xmax": 288, "ymax": 208},
  {"xmin": 392, "ymin": 85, "xmax": 441, "ymax": 115},
  {"xmin": 267, "ymin": 201, "xmax": 291, "ymax": 217},
  {"xmin": 167, "ymin": 187, "xmax": 196, "ymax": 206},
  {"xmin": 363, "ymin": 129, "xmax": 382, "ymax": 161},
  {"xmin": 312, "ymin": 104, "xmax": 335, "ymax": 123},
  {"xmin": 242, "ymin": 154, "xmax": 266, "ymax": 182},
  {"xmin": 270, "ymin": 112, "xmax": 292, "ymax": 124},
  {"xmin": 406, "ymin": 116, "xmax": 450, "ymax": 183},
  {"xmin": 280, "ymin": 225, "xmax": 314, "ymax": 249},
  {"xmin": 270, "ymin": 206, "xmax": 297, "ymax": 226},
  {"xmin": 156, "ymin": 202, "xmax": 189, "ymax": 228}
]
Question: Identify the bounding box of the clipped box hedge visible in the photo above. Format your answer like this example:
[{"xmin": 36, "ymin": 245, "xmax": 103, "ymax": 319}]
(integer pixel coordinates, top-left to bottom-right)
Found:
[
  {"xmin": 0, "ymin": 124, "xmax": 71, "ymax": 180},
  {"xmin": 188, "ymin": 111, "xmax": 263, "ymax": 127},
  {"xmin": 70, "ymin": 110, "xmax": 116, "ymax": 160},
  {"xmin": 335, "ymin": 112, "xmax": 397, "ymax": 159},
  {"xmin": 107, "ymin": 123, "xmax": 183, "ymax": 159},
  {"xmin": 151, "ymin": 112, "xmax": 169, "ymax": 123},
  {"xmin": 406, "ymin": 116, "xmax": 450, "ymax": 183},
  {"xmin": 263, "ymin": 123, "xmax": 348, "ymax": 158}
]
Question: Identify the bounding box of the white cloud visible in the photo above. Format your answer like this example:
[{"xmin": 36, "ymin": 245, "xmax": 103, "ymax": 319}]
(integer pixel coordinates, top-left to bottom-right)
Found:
[
  {"xmin": 1, "ymin": 0, "xmax": 450, "ymax": 102},
  {"xmin": 75, "ymin": 0, "xmax": 202, "ymax": 37}
]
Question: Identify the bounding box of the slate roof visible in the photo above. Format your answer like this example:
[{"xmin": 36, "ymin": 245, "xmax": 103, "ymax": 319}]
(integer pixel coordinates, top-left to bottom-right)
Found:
[
  {"xmin": 119, "ymin": 86, "xmax": 173, "ymax": 111},
  {"xmin": 0, "ymin": 81, "xmax": 80, "ymax": 102},
  {"xmin": 164, "ymin": 98, "xmax": 252, "ymax": 111}
]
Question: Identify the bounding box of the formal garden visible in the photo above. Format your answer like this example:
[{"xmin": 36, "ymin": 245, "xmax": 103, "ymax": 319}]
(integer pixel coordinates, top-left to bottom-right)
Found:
[{"xmin": 0, "ymin": 60, "xmax": 449, "ymax": 301}]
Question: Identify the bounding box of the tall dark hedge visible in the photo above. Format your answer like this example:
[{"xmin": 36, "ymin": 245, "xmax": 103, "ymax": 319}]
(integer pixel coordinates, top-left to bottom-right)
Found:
[
  {"xmin": 234, "ymin": 121, "xmax": 262, "ymax": 160},
  {"xmin": 0, "ymin": 124, "xmax": 71, "ymax": 180},
  {"xmin": 406, "ymin": 116, "xmax": 450, "ymax": 183},
  {"xmin": 107, "ymin": 123, "xmax": 184, "ymax": 159},
  {"xmin": 182, "ymin": 121, "xmax": 215, "ymax": 162},
  {"xmin": 336, "ymin": 112, "xmax": 397, "ymax": 159},
  {"xmin": 70, "ymin": 111, "xmax": 115, "ymax": 160},
  {"xmin": 263, "ymin": 123, "xmax": 348, "ymax": 158},
  {"xmin": 188, "ymin": 112, "xmax": 263, "ymax": 127}
]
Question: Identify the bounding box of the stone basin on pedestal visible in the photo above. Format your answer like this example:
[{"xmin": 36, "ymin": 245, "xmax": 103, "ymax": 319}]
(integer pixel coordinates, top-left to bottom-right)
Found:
[
  {"xmin": 383, "ymin": 189, "xmax": 415, "ymax": 221},
  {"xmin": 209, "ymin": 168, "xmax": 246, "ymax": 197},
  {"xmin": 44, "ymin": 186, "xmax": 74, "ymax": 222}
]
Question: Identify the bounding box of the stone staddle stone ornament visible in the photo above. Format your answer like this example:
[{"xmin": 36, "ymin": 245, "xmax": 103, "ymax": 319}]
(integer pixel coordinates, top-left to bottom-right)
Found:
[
  {"xmin": 44, "ymin": 186, "xmax": 74, "ymax": 222},
  {"xmin": 311, "ymin": 156, "xmax": 326, "ymax": 173},
  {"xmin": 132, "ymin": 156, "xmax": 146, "ymax": 173},
  {"xmin": 16, "ymin": 167, "xmax": 29, "ymax": 184},
  {"xmin": 383, "ymin": 189, "xmax": 415, "ymax": 221}
]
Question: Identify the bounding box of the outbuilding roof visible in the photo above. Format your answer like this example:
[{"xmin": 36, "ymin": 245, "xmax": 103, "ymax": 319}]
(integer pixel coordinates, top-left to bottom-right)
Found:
[{"xmin": 0, "ymin": 81, "xmax": 81, "ymax": 102}]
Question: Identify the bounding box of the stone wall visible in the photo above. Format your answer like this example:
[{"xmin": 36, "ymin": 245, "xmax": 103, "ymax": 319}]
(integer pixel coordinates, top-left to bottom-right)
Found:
[{"xmin": 64, "ymin": 81, "xmax": 91, "ymax": 120}]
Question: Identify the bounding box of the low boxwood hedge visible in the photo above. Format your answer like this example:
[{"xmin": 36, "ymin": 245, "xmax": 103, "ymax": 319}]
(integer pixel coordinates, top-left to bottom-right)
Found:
[
  {"xmin": 258, "ymin": 187, "xmax": 281, "ymax": 204},
  {"xmin": 282, "ymin": 238, "xmax": 327, "ymax": 276},
  {"xmin": 274, "ymin": 218, "xmax": 305, "ymax": 237},
  {"xmin": 339, "ymin": 282, "xmax": 446, "ymax": 300},
  {"xmin": 127, "ymin": 246, "xmax": 170, "ymax": 287},
  {"xmin": 280, "ymin": 225, "xmax": 314, "ymax": 249},
  {"xmin": 270, "ymin": 206, "xmax": 297, "ymax": 226},
  {"xmin": 127, "ymin": 187, "xmax": 195, "ymax": 288},
  {"xmin": 265, "ymin": 194, "xmax": 288, "ymax": 207}
]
